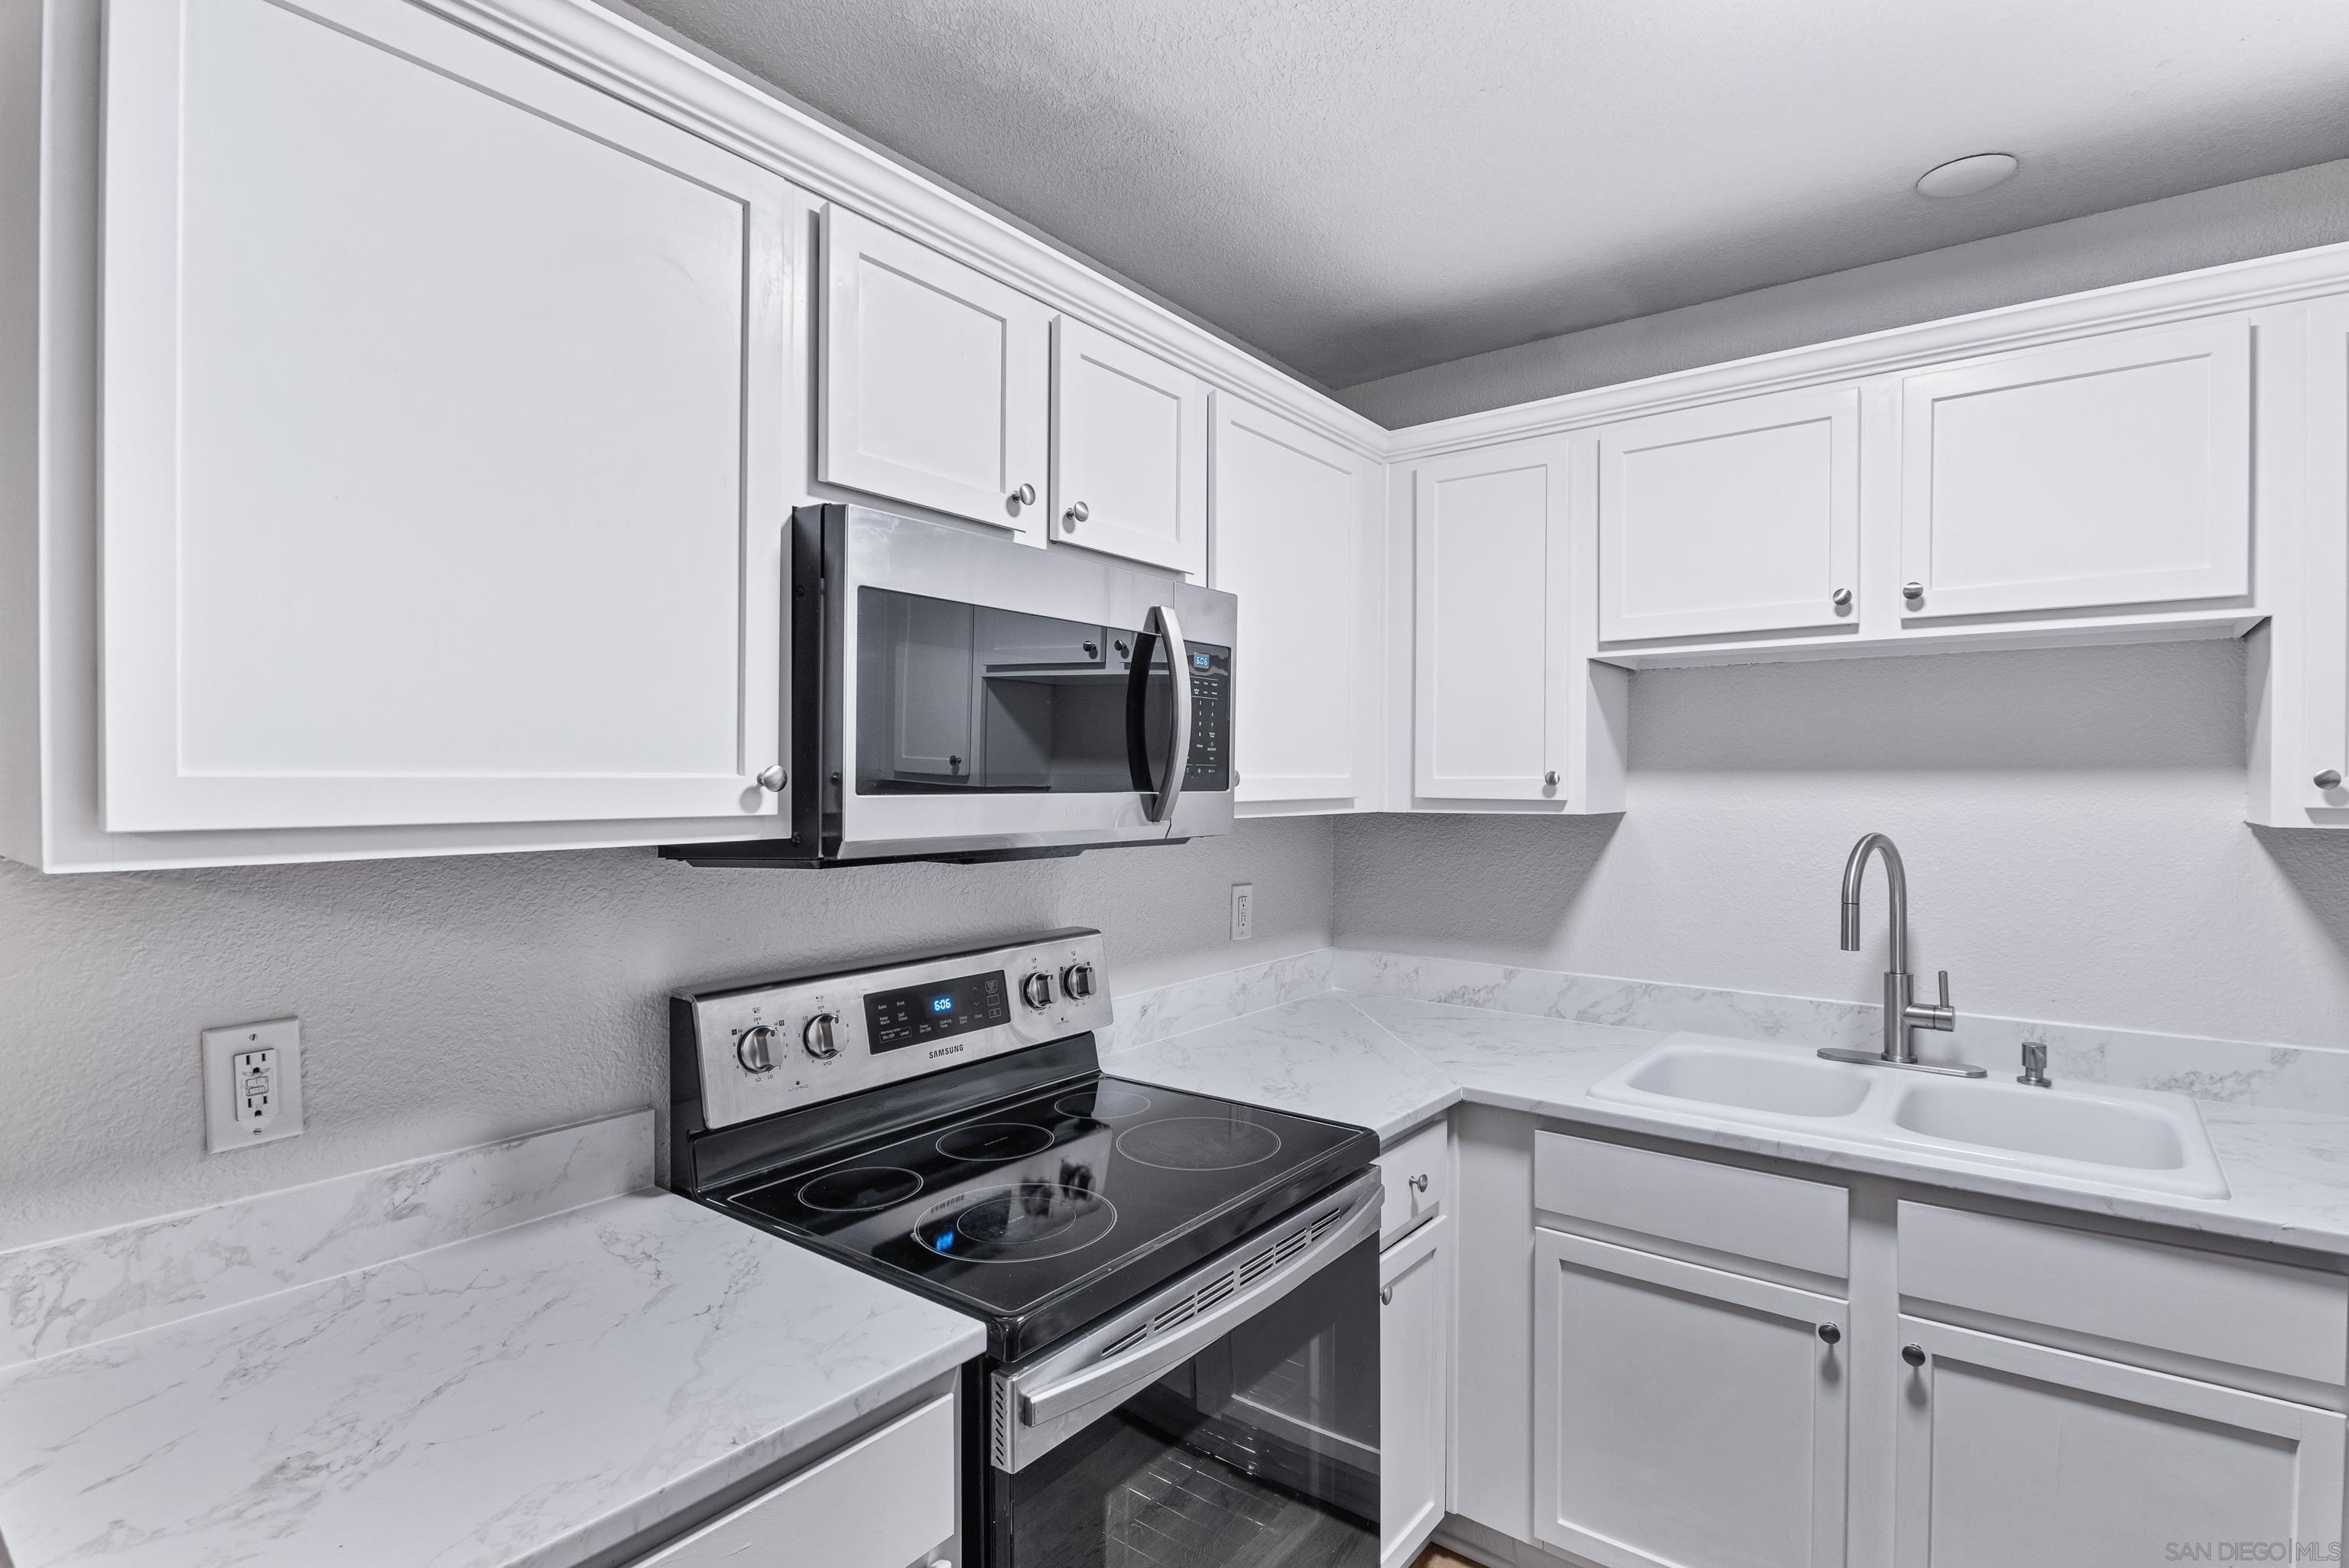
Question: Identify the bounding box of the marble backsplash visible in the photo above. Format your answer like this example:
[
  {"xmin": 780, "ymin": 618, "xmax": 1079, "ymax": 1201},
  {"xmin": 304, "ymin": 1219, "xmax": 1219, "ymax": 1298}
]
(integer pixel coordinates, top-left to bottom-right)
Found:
[
  {"xmin": 0, "ymin": 1110, "xmax": 651, "ymax": 1368},
  {"xmin": 1111, "ymin": 947, "xmax": 2349, "ymax": 1121}
]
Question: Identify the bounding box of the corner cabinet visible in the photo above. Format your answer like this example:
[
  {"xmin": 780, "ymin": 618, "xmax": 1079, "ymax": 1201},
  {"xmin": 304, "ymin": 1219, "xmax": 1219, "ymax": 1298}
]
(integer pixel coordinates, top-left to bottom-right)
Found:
[
  {"xmin": 95, "ymin": 0, "xmax": 795, "ymax": 836},
  {"xmin": 1211, "ymin": 395, "xmax": 1381, "ymax": 807},
  {"xmin": 1406, "ymin": 437, "xmax": 1626, "ymax": 810}
]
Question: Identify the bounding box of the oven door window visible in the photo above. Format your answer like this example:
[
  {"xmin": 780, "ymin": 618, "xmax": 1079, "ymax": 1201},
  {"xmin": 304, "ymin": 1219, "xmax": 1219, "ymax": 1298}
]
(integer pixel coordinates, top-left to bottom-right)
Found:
[
  {"xmin": 993, "ymin": 1236, "xmax": 1379, "ymax": 1568},
  {"xmin": 856, "ymin": 589, "xmax": 1176, "ymax": 796}
]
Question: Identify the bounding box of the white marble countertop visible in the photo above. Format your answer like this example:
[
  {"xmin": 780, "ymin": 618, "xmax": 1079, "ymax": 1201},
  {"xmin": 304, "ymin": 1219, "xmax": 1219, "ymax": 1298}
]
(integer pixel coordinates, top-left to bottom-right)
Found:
[
  {"xmin": 1106, "ymin": 992, "xmax": 2349, "ymax": 1260},
  {"xmin": 0, "ymin": 1119, "xmax": 983, "ymax": 1568}
]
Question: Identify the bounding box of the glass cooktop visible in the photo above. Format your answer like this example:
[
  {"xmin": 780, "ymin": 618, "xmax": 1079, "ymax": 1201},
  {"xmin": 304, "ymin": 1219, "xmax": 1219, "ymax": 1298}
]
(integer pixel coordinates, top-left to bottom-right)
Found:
[{"xmin": 715, "ymin": 1074, "xmax": 1372, "ymax": 1352}]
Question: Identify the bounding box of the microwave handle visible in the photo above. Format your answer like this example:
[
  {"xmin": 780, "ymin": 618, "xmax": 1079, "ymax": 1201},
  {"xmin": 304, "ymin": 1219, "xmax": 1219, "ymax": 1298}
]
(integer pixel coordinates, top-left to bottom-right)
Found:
[{"xmin": 1144, "ymin": 604, "xmax": 1192, "ymax": 824}]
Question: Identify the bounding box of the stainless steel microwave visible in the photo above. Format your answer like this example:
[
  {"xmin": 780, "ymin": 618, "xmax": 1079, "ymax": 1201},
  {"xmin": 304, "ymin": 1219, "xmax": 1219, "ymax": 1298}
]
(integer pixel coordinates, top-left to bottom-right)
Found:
[{"xmin": 669, "ymin": 505, "xmax": 1236, "ymax": 868}]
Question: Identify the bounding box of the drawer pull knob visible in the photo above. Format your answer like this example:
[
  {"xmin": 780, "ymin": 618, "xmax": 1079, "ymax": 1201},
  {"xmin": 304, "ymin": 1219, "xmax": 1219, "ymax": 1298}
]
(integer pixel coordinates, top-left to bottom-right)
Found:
[
  {"xmin": 2318, "ymin": 770, "xmax": 2343, "ymax": 790},
  {"xmin": 1379, "ymin": 1286, "xmax": 1394, "ymax": 1307},
  {"xmin": 1011, "ymin": 483, "xmax": 1035, "ymax": 506},
  {"xmin": 1408, "ymin": 1174, "xmax": 1429, "ymax": 1193},
  {"xmin": 1902, "ymin": 1343, "xmax": 1927, "ymax": 1368},
  {"xmin": 1817, "ymin": 1323, "xmax": 1841, "ymax": 1345},
  {"xmin": 1831, "ymin": 588, "xmax": 1853, "ymax": 609},
  {"xmin": 1902, "ymin": 581, "xmax": 1925, "ymax": 601}
]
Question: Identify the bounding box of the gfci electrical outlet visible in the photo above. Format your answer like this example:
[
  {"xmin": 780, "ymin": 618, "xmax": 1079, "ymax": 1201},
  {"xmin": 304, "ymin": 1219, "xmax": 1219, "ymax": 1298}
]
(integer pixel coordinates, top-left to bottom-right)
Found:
[
  {"xmin": 1230, "ymin": 883, "xmax": 1254, "ymax": 941},
  {"xmin": 203, "ymin": 1018, "xmax": 304, "ymax": 1153}
]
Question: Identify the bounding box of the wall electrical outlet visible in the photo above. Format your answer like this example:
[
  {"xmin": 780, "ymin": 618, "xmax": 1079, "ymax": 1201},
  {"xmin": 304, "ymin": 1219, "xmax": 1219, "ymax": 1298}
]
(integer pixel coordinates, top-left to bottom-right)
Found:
[
  {"xmin": 1230, "ymin": 883, "xmax": 1255, "ymax": 941},
  {"xmin": 203, "ymin": 1018, "xmax": 304, "ymax": 1153}
]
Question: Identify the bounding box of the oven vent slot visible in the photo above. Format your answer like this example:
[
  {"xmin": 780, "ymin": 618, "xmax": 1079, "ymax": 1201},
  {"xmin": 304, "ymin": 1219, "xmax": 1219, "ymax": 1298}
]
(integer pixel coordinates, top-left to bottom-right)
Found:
[
  {"xmin": 990, "ymin": 1378, "xmax": 1012, "ymax": 1467},
  {"xmin": 1152, "ymin": 1297, "xmax": 1198, "ymax": 1333},
  {"xmin": 1103, "ymin": 1324, "xmax": 1149, "ymax": 1357},
  {"xmin": 1194, "ymin": 1272, "xmax": 1236, "ymax": 1310},
  {"xmin": 1308, "ymin": 1206, "xmax": 1342, "ymax": 1240}
]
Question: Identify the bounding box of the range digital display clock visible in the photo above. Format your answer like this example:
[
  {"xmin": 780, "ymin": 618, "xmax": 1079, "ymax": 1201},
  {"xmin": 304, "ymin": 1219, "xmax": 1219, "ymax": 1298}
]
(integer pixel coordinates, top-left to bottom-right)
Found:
[{"xmin": 865, "ymin": 969, "xmax": 1010, "ymax": 1053}]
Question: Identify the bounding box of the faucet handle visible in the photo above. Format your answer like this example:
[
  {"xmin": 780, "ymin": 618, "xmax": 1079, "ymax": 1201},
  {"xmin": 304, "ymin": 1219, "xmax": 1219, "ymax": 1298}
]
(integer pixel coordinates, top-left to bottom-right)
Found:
[{"xmin": 1909, "ymin": 969, "xmax": 1958, "ymax": 1032}]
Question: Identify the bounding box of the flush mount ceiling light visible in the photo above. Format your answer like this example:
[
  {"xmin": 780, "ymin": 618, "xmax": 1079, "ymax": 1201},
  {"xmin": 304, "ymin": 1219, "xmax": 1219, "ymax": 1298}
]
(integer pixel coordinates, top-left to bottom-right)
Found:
[{"xmin": 1915, "ymin": 153, "xmax": 2019, "ymax": 199}]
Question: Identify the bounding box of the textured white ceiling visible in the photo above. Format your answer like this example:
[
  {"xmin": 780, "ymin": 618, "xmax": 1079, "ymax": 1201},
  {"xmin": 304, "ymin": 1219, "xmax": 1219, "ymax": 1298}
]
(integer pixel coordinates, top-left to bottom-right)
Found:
[{"xmin": 629, "ymin": 0, "xmax": 2349, "ymax": 388}]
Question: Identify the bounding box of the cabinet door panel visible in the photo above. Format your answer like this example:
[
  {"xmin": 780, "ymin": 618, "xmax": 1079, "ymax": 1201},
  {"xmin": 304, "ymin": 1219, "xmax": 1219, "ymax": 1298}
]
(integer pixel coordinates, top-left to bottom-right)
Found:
[
  {"xmin": 821, "ymin": 205, "xmax": 1051, "ymax": 534},
  {"xmin": 1412, "ymin": 441, "xmax": 1569, "ymax": 801},
  {"xmin": 1211, "ymin": 394, "xmax": 1367, "ymax": 803},
  {"xmin": 1597, "ymin": 387, "xmax": 1859, "ymax": 641},
  {"xmin": 1380, "ymin": 1216, "xmax": 1450, "ymax": 1568},
  {"xmin": 1893, "ymin": 1316, "xmax": 2344, "ymax": 1568},
  {"xmin": 1534, "ymin": 1229, "xmax": 1847, "ymax": 1568},
  {"xmin": 1051, "ymin": 318, "xmax": 1209, "ymax": 576},
  {"xmin": 1898, "ymin": 318, "xmax": 2251, "ymax": 619},
  {"xmin": 2303, "ymin": 298, "xmax": 2349, "ymax": 813},
  {"xmin": 100, "ymin": 0, "xmax": 790, "ymax": 831}
]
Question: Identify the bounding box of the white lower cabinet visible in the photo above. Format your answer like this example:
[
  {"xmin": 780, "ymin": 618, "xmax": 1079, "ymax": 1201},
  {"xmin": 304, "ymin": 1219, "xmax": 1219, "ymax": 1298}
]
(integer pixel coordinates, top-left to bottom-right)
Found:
[
  {"xmin": 1380, "ymin": 1214, "xmax": 1451, "ymax": 1568},
  {"xmin": 1532, "ymin": 1228, "xmax": 1849, "ymax": 1568},
  {"xmin": 1893, "ymin": 1316, "xmax": 2344, "ymax": 1568},
  {"xmin": 629, "ymin": 1392, "xmax": 956, "ymax": 1568}
]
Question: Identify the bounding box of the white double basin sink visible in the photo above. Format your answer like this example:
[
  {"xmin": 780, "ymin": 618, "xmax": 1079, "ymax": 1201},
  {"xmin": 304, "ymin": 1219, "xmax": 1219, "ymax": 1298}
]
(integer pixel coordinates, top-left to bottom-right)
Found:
[{"xmin": 1588, "ymin": 1035, "xmax": 2230, "ymax": 1199}]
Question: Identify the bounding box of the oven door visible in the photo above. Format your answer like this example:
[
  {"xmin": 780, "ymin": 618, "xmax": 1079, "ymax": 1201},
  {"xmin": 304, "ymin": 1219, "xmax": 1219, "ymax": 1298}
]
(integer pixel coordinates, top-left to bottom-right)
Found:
[
  {"xmin": 987, "ymin": 1172, "xmax": 1381, "ymax": 1568},
  {"xmin": 821, "ymin": 505, "xmax": 1236, "ymax": 862}
]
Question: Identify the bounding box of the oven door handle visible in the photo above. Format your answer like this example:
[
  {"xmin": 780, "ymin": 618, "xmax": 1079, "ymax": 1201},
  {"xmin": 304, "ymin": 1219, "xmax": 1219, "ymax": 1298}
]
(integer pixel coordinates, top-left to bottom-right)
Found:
[
  {"xmin": 1143, "ymin": 603, "xmax": 1191, "ymax": 825},
  {"xmin": 1005, "ymin": 1170, "xmax": 1382, "ymax": 1438}
]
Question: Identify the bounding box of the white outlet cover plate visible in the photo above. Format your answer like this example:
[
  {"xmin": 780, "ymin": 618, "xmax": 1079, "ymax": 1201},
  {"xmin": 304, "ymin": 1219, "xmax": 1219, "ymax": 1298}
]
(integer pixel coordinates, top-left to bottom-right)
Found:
[
  {"xmin": 203, "ymin": 1017, "xmax": 304, "ymax": 1152},
  {"xmin": 1230, "ymin": 882, "xmax": 1254, "ymax": 940}
]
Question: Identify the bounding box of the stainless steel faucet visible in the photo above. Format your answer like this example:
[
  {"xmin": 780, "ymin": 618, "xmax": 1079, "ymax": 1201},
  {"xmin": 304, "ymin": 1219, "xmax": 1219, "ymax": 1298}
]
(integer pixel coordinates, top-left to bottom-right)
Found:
[{"xmin": 1816, "ymin": 833, "xmax": 1986, "ymax": 1077}]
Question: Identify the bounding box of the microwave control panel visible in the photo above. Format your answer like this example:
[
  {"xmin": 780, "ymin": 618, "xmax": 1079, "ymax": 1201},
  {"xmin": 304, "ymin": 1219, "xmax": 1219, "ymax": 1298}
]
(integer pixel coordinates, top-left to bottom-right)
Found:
[{"xmin": 1184, "ymin": 643, "xmax": 1232, "ymax": 793}]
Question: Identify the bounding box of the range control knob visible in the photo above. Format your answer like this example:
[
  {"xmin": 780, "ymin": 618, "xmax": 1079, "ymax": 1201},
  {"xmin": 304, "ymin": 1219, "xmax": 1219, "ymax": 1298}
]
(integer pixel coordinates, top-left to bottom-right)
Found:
[
  {"xmin": 802, "ymin": 1011, "xmax": 843, "ymax": 1060},
  {"xmin": 1020, "ymin": 971, "xmax": 1056, "ymax": 1011},
  {"xmin": 1061, "ymin": 962, "xmax": 1097, "ymax": 1001},
  {"xmin": 736, "ymin": 1024, "xmax": 779, "ymax": 1075}
]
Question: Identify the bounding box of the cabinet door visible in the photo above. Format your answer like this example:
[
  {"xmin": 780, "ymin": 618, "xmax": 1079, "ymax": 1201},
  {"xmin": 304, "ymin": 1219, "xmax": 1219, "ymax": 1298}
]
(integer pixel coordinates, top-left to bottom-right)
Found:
[
  {"xmin": 2302, "ymin": 297, "xmax": 2349, "ymax": 813},
  {"xmin": 1050, "ymin": 317, "xmax": 1210, "ymax": 576},
  {"xmin": 1898, "ymin": 317, "xmax": 2251, "ymax": 619},
  {"xmin": 821, "ymin": 205, "xmax": 1051, "ymax": 535},
  {"xmin": 1534, "ymin": 1229, "xmax": 1848, "ymax": 1568},
  {"xmin": 1893, "ymin": 1316, "xmax": 2344, "ymax": 1568},
  {"xmin": 99, "ymin": 0, "xmax": 794, "ymax": 833},
  {"xmin": 1380, "ymin": 1215, "xmax": 1451, "ymax": 1568},
  {"xmin": 1211, "ymin": 394, "xmax": 1370, "ymax": 803},
  {"xmin": 1596, "ymin": 387, "xmax": 1860, "ymax": 642},
  {"xmin": 1412, "ymin": 440, "xmax": 1571, "ymax": 801}
]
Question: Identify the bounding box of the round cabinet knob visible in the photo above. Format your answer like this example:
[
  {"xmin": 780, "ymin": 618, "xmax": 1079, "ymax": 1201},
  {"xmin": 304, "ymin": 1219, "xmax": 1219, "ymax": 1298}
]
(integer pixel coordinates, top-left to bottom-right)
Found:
[
  {"xmin": 1020, "ymin": 972, "xmax": 1056, "ymax": 1011},
  {"xmin": 1061, "ymin": 962, "xmax": 1097, "ymax": 1001},
  {"xmin": 1408, "ymin": 1174, "xmax": 1429, "ymax": 1193},
  {"xmin": 2318, "ymin": 770, "xmax": 2344, "ymax": 790},
  {"xmin": 1083, "ymin": 640, "xmax": 1100, "ymax": 660},
  {"xmin": 801, "ymin": 1012, "xmax": 842, "ymax": 1060},
  {"xmin": 756, "ymin": 765, "xmax": 788, "ymax": 793},
  {"xmin": 736, "ymin": 1024, "xmax": 778, "ymax": 1075},
  {"xmin": 1902, "ymin": 582, "xmax": 1925, "ymax": 602},
  {"xmin": 1064, "ymin": 501, "xmax": 1089, "ymax": 529},
  {"xmin": 1902, "ymin": 1343, "xmax": 1927, "ymax": 1368},
  {"xmin": 1379, "ymin": 1286, "xmax": 1394, "ymax": 1307},
  {"xmin": 1817, "ymin": 1323, "xmax": 1841, "ymax": 1345},
  {"xmin": 1544, "ymin": 771, "xmax": 1561, "ymax": 787},
  {"xmin": 1011, "ymin": 482, "xmax": 1036, "ymax": 506},
  {"xmin": 1831, "ymin": 588, "xmax": 1853, "ymax": 609}
]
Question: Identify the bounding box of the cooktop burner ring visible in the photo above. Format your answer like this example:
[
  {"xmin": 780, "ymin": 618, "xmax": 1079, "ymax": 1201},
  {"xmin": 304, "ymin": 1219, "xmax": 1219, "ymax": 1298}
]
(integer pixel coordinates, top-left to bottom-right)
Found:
[
  {"xmin": 935, "ymin": 1122, "xmax": 1055, "ymax": 1163},
  {"xmin": 911, "ymin": 1182, "xmax": 1119, "ymax": 1264},
  {"xmin": 1054, "ymin": 1086, "xmax": 1155, "ymax": 1121},
  {"xmin": 794, "ymin": 1164, "xmax": 924, "ymax": 1213},
  {"xmin": 1114, "ymin": 1115, "xmax": 1285, "ymax": 1173}
]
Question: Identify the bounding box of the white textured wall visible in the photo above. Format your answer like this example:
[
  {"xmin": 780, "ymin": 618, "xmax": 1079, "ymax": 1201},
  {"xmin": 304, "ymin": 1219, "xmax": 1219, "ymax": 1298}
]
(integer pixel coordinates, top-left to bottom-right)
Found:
[
  {"xmin": 0, "ymin": 819, "xmax": 1331, "ymax": 1249},
  {"xmin": 1334, "ymin": 639, "xmax": 2349, "ymax": 1050},
  {"xmin": 1337, "ymin": 159, "xmax": 2349, "ymax": 427}
]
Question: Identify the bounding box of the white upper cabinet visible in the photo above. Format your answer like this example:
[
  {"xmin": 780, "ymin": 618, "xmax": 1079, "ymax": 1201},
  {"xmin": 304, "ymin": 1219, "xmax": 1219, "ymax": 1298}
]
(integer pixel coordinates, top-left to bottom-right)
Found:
[
  {"xmin": 1897, "ymin": 317, "xmax": 2253, "ymax": 620},
  {"xmin": 1595, "ymin": 386, "xmax": 1860, "ymax": 642},
  {"xmin": 1051, "ymin": 318, "xmax": 1210, "ymax": 576},
  {"xmin": 1210, "ymin": 395, "xmax": 1374, "ymax": 804},
  {"xmin": 1412, "ymin": 438, "xmax": 1573, "ymax": 802},
  {"xmin": 820, "ymin": 205, "xmax": 1051, "ymax": 537},
  {"xmin": 2295, "ymin": 297, "xmax": 2349, "ymax": 818},
  {"xmin": 97, "ymin": 0, "xmax": 793, "ymax": 833}
]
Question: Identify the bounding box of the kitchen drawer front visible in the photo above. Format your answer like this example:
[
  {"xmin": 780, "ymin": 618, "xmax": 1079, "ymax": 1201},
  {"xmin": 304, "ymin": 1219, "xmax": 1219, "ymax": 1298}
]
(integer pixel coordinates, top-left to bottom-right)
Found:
[
  {"xmin": 1380, "ymin": 1120, "xmax": 1449, "ymax": 1243},
  {"xmin": 1534, "ymin": 1131, "xmax": 1848, "ymax": 1279},
  {"xmin": 631, "ymin": 1392, "xmax": 955, "ymax": 1567},
  {"xmin": 1898, "ymin": 1202, "xmax": 2347, "ymax": 1387}
]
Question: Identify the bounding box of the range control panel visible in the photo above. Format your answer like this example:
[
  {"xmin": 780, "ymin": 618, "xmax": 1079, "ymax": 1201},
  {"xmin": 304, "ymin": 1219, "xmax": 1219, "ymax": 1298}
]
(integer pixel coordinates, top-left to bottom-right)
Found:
[{"xmin": 680, "ymin": 929, "xmax": 1113, "ymax": 1130}]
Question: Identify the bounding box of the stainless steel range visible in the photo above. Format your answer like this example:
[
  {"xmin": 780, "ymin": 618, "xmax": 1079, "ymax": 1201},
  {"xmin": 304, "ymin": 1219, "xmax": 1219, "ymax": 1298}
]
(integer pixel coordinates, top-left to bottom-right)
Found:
[{"xmin": 667, "ymin": 930, "xmax": 1381, "ymax": 1568}]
